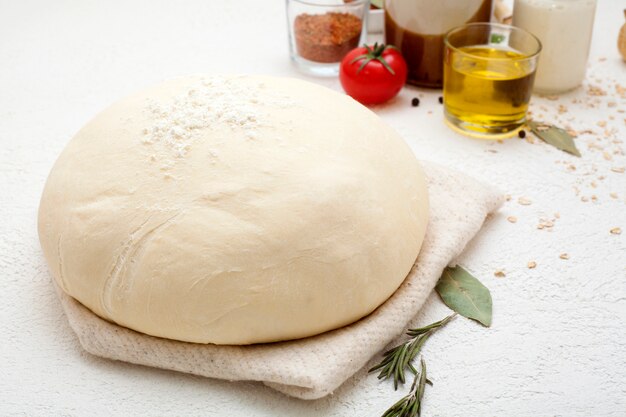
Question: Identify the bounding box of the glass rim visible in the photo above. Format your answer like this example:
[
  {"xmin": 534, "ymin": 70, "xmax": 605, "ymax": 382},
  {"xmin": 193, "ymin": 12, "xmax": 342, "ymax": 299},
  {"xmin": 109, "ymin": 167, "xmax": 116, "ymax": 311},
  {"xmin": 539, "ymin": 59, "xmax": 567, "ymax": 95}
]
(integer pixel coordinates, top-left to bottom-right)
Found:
[
  {"xmin": 288, "ymin": 0, "xmax": 368, "ymax": 7},
  {"xmin": 444, "ymin": 22, "xmax": 542, "ymax": 61}
]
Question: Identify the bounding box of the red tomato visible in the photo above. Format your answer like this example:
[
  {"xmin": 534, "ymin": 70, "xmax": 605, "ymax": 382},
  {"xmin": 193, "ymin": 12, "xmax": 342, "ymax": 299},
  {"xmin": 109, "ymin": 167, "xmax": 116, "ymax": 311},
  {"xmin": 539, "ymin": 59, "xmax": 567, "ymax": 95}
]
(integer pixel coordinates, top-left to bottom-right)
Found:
[{"xmin": 339, "ymin": 43, "xmax": 407, "ymax": 105}]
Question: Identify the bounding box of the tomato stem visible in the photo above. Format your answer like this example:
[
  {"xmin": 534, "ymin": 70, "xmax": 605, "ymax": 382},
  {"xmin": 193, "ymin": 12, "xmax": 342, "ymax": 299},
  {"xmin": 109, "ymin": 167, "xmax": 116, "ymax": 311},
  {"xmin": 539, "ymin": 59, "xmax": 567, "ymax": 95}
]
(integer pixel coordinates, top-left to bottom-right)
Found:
[{"xmin": 349, "ymin": 42, "xmax": 398, "ymax": 75}]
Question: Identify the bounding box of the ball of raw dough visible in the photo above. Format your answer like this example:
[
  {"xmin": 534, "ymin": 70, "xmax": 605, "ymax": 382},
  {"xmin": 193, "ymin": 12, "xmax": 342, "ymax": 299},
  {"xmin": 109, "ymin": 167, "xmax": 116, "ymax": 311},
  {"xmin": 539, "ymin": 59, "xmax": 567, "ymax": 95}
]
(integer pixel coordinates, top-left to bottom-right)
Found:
[{"xmin": 38, "ymin": 75, "xmax": 429, "ymax": 345}]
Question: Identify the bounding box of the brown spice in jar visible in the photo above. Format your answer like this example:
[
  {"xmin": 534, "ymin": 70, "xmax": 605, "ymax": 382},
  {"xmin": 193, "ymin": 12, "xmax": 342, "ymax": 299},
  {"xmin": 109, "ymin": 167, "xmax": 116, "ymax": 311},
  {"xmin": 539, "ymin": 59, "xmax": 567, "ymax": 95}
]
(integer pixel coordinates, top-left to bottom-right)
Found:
[{"xmin": 294, "ymin": 12, "xmax": 362, "ymax": 63}]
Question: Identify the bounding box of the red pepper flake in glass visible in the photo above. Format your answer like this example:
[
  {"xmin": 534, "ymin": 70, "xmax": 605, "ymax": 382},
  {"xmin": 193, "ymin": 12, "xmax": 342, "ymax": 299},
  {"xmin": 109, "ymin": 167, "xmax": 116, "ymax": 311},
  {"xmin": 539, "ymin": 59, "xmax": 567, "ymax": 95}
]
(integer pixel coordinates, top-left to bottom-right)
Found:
[{"xmin": 294, "ymin": 12, "xmax": 362, "ymax": 63}]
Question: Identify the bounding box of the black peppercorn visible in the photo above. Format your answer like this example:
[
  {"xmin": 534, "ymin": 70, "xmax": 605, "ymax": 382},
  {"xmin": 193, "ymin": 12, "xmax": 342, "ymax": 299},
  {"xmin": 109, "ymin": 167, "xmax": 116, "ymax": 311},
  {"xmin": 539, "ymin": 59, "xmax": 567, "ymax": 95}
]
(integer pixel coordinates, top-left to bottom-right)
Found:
[
  {"xmin": 411, "ymin": 97, "xmax": 420, "ymax": 107},
  {"xmin": 438, "ymin": 96, "xmax": 443, "ymax": 104},
  {"xmin": 518, "ymin": 130, "xmax": 526, "ymax": 138}
]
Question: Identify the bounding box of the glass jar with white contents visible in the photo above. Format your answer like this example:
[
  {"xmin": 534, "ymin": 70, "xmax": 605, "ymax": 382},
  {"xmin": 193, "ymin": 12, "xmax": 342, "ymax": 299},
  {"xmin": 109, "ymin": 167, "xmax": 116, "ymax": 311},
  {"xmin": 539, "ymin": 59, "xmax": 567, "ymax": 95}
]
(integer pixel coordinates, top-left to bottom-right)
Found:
[{"xmin": 513, "ymin": 0, "xmax": 597, "ymax": 94}]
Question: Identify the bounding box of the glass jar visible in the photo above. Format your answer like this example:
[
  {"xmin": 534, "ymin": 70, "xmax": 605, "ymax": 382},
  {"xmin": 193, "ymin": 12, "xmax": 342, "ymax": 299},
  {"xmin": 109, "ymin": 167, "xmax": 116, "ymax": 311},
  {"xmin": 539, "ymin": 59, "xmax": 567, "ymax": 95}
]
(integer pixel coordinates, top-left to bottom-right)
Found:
[
  {"xmin": 286, "ymin": 0, "xmax": 369, "ymax": 77},
  {"xmin": 513, "ymin": 0, "xmax": 597, "ymax": 94},
  {"xmin": 443, "ymin": 23, "xmax": 541, "ymax": 138},
  {"xmin": 384, "ymin": 0, "xmax": 492, "ymax": 88}
]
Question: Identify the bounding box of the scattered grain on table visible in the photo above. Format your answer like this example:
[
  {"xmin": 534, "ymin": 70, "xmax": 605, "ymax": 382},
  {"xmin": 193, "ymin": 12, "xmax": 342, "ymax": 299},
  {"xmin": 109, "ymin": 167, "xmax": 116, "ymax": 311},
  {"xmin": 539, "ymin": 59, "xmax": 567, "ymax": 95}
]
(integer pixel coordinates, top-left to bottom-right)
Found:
[{"xmin": 588, "ymin": 85, "xmax": 607, "ymax": 96}]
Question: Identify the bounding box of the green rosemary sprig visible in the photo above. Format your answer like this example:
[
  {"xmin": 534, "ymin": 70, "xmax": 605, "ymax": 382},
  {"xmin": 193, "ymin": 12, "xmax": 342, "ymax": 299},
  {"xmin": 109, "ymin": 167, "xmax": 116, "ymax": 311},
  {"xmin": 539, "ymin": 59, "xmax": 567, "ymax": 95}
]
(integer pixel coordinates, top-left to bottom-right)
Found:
[
  {"xmin": 369, "ymin": 314, "xmax": 456, "ymax": 389},
  {"xmin": 381, "ymin": 358, "xmax": 430, "ymax": 417}
]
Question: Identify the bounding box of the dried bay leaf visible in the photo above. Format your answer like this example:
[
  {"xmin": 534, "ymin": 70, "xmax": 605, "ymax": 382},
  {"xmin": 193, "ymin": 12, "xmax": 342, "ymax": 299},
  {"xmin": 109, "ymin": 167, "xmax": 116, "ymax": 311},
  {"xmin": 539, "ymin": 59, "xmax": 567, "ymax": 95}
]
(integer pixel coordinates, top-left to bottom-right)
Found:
[
  {"xmin": 435, "ymin": 266, "xmax": 492, "ymax": 327},
  {"xmin": 527, "ymin": 120, "xmax": 581, "ymax": 157}
]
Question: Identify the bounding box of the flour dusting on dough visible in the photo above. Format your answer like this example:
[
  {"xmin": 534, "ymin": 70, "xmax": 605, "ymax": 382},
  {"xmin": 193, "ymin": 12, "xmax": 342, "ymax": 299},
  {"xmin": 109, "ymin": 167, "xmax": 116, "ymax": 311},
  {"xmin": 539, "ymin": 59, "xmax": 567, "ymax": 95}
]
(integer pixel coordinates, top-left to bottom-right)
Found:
[{"xmin": 142, "ymin": 76, "xmax": 296, "ymax": 158}]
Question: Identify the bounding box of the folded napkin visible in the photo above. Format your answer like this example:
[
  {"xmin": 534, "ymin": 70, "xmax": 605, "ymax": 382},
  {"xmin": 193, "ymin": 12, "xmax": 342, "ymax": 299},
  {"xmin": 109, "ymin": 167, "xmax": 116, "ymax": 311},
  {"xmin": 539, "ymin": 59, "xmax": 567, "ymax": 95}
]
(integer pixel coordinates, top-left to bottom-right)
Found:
[{"xmin": 54, "ymin": 161, "xmax": 503, "ymax": 400}]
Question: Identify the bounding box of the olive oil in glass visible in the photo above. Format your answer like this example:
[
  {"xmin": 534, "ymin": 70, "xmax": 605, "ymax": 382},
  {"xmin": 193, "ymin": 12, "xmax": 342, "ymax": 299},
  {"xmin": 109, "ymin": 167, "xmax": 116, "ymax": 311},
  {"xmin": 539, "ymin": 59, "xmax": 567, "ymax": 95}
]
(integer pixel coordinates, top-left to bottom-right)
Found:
[{"xmin": 443, "ymin": 24, "xmax": 541, "ymax": 139}]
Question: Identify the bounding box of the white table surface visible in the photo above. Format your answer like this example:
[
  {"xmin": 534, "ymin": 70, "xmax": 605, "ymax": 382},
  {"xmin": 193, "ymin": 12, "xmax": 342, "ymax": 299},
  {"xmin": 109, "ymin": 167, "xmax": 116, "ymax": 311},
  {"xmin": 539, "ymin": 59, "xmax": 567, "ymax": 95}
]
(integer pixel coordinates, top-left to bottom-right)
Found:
[{"xmin": 1, "ymin": 1, "xmax": 625, "ymax": 416}]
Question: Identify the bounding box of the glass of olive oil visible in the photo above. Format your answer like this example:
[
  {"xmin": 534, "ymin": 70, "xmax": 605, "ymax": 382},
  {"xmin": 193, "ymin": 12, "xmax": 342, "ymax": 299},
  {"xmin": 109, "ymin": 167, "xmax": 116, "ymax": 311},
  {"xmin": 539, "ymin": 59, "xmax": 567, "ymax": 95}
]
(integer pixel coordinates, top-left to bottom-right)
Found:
[{"xmin": 443, "ymin": 23, "xmax": 542, "ymax": 139}]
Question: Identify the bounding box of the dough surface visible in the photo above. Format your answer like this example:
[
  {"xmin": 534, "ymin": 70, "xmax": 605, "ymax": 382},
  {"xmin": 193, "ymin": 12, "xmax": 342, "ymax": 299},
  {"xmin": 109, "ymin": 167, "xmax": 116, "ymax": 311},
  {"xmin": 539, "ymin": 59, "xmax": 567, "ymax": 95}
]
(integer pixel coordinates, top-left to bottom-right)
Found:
[{"xmin": 38, "ymin": 75, "xmax": 429, "ymax": 345}]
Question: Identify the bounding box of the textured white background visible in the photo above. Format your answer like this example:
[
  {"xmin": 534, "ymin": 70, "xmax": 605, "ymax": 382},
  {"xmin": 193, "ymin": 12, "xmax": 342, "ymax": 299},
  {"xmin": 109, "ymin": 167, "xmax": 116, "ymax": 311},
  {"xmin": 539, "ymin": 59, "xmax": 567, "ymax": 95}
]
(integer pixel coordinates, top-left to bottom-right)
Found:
[{"xmin": 1, "ymin": 1, "xmax": 625, "ymax": 416}]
